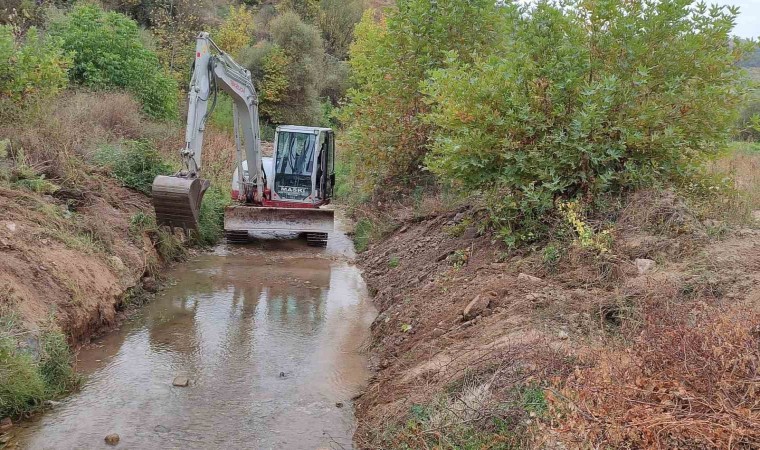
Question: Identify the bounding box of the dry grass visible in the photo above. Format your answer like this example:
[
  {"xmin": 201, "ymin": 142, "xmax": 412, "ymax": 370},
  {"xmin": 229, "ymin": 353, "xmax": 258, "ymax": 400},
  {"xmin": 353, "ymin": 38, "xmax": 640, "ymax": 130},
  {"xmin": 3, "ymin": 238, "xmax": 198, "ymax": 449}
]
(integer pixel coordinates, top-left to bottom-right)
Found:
[
  {"xmin": 0, "ymin": 91, "xmax": 167, "ymax": 184},
  {"xmin": 558, "ymin": 305, "xmax": 760, "ymax": 449}
]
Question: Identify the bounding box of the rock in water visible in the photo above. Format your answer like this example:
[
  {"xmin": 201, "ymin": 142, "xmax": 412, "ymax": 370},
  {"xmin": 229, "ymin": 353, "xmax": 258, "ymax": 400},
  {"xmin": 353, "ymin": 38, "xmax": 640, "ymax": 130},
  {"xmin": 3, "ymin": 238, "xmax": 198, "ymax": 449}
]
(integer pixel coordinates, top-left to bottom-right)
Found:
[
  {"xmin": 635, "ymin": 258, "xmax": 655, "ymax": 275},
  {"xmin": 172, "ymin": 376, "xmax": 189, "ymax": 387},
  {"xmin": 104, "ymin": 434, "xmax": 120, "ymax": 446}
]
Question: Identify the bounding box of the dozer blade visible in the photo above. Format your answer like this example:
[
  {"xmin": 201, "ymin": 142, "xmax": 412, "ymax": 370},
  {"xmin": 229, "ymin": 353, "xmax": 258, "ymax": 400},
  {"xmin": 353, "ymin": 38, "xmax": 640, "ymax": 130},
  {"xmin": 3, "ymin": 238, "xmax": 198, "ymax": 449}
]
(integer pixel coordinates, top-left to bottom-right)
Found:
[
  {"xmin": 152, "ymin": 175, "xmax": 210, "ymax": 230},
  {"xmin": 224, "ymin": 206, "xmax": 334, "ymax": 234}
]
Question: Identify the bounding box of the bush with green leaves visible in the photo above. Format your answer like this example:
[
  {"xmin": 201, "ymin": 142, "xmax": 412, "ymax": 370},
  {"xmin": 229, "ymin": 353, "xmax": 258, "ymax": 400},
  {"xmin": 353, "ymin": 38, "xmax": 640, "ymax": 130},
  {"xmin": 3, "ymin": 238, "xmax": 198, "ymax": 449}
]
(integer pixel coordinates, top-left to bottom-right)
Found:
[
  {"xmin": 0, "ymin": 322, "xmax": 79, "ymax": 418},
  {"xmin": 317, "ymin": 0, "xmax": 364, "ymax": 60},
  {"xmin": 264, "ymin": 10, "xmax": 325, "ymax": 125},
  {"xmin": 95, "ymin": 141, "xmax": 174, "ymax": 194},
  {"xmin": 0, "ymin": 25, "xmax": 70, "ymax": 120},
  {"xmin": 49, "ymin": 4, "xmax": 178, "ymax": 119},
  {"xmin": 425, "ymin": 0, "xmax": 750, "ymax": 245},
  {"xmin": 343, "ymin": 0, "xmax": 751, "ymax": 246}
]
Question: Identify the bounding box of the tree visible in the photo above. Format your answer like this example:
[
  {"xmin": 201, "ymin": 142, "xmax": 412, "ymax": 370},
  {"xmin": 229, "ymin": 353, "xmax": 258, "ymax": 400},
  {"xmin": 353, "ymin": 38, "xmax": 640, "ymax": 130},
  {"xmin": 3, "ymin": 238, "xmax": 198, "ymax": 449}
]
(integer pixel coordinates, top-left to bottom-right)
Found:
[
  {"xmin": 215, "ymin": 5, "xmax": 255, "ymax": 57},
  {"xmin": 340, "ymin": 0, "xmax": 514, "ymax": 191},
  {"xmin": 49, "ymin": 4, "xmax": 178, "ymax": 119},
  {"xmin": 425, "ymin": 0, "xmax": 752, "ymax": 245},
  {"xmin": 0, "ymin": 25, "xmax": 70, "ymax": 120},
  {"xmin": 264, "ymin": 10, "xmax": 325, "ymax": 125},
  {"xmin": 149, "ymin": 0, "xmax": 204, "ymax": 85},
  {"xmin": 317, "ymin": 0, "xmax": 364, "ymax": 60}
]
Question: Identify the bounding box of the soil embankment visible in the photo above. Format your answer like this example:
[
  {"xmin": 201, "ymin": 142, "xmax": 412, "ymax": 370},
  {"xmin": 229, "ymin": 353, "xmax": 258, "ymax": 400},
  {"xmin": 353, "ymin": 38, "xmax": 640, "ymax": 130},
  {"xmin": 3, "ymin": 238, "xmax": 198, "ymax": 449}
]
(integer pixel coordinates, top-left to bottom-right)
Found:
[
  {"xmin": 353, "ymin": 192, "xmax": 760, "ymax": 447},
  {"xmin": 0, "ymin": 179, "xmax": 161, "ymax": 345}
]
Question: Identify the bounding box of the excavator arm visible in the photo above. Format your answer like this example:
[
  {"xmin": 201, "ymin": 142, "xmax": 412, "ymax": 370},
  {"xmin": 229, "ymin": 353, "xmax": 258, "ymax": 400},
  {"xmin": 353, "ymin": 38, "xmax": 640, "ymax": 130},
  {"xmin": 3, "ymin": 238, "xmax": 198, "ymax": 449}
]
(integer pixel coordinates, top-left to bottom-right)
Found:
[{"xmin": 152, "ymin": 32, "xmax": 264, "ymax": 230}]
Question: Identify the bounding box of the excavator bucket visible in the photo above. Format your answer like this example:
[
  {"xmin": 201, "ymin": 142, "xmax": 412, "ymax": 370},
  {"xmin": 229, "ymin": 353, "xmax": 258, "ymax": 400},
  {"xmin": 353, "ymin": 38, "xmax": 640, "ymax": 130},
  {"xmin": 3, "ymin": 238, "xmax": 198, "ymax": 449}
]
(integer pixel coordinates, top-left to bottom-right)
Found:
[
  {"xmin": 224, "ymin": 205, "xmax": 334, "ymax": 235},
  {"xmin": 152, "ymin": 175, "xmax": 210, "ymax": 230}
]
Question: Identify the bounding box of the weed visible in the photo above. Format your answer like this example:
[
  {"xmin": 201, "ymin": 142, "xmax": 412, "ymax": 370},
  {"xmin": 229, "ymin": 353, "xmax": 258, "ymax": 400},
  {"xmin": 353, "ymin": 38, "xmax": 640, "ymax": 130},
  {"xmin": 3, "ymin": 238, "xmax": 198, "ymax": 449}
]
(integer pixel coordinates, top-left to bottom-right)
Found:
[
  {"xmin": 94, "ymin": 140, "xmax": 173, "ymax": 195},
  {"xmin": 445, "ymin": 218, "xmax": 472, "ymax": 237},
  {"xmin": 447, "ymin": 249, "xmax": 469, "ymax": 269},
  {"xmin": 0, "ymin": 318, "xmax": 79, "ymax": 418},
  {"xmin": 353, "ymin": 218, "xmax": 373, "ymax": 252},
  {"xmin": 38, "ymin": 330, "xmax": 78, "ymax": 395},
  {"xmin": 192, "ymin": 186, "xmax": 229, "ymax": 247},
  {"xmin": 388, "ymin": 256, "xmax": 400, "ymax": 268},
  {"xmin": 558, "ymin": 200, "xmax": 612, "ymax": 253},
  {"xmin": 541, "ymin": 244, "xmax": 561, "ymax": 272}
]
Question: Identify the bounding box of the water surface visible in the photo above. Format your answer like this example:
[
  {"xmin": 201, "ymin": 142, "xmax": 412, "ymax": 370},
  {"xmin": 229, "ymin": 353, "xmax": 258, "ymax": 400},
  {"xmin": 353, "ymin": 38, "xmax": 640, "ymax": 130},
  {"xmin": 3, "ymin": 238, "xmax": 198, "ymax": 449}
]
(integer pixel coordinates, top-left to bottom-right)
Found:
[{"xmin": 14, "ymin": 230, "xmax": 376, "ymax": 449}]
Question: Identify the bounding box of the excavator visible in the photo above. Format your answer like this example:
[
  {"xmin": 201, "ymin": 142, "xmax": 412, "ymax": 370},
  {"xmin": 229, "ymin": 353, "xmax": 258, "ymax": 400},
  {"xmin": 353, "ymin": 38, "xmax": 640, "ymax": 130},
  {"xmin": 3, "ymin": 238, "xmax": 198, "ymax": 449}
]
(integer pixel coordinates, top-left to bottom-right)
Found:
[{"xmin": 151, "ymin": 32, "xmax": 335, "ymax": 246}]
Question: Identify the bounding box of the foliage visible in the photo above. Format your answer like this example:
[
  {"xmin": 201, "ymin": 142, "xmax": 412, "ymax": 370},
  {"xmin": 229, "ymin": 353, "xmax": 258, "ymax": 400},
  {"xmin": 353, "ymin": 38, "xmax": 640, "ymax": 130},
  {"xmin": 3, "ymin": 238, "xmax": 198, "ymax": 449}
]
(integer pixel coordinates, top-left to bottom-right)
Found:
[
  {"xmin": 341, "ymin": 1, "xmax": 513, "ymax": 193},
  {"xmin": 215, "ymin": 5, "xmax": 255, "ymax": 58},
  {"xmin": 149, "ymin": 0, "xmax": 204, "ymax": 86},
  {"xmin": 0, "ymin": 330, "xmax": 46, "ymax": 418},
  {"xmin": 0, "ymin": 321, "xmax": 79, "ymax": 418},
  {"xmin": 317, "ymin": 0, "xmax": 364, "ymax": 60},
  {"xmin": 353, "ymin": 217, "xmax": 373, "ymax": 252},
  {"xmin": 320, "ymin": 54, "xmax": 349, "ymax": 105},
  {"xmin": 49, "ymin": 4, "xmax": 178, "ymax": 119},
  {"xmin": 38, "ymin": 329, "xmax": 78, "ymax": 395},
  {"xmin": 558, "ymin": 201, "xmax": 611, "ymax": 253},
  {"xmin": 424, "ymin": 0, "xmax": 751, "ymax": 246},
  {"xmin": 242, "ymin": 42, "xmax": 291, "ymax": 123},
  {"xmin": 277, "ymin": 0, "xmax": 319, "ymax": 22},
  {"xmin": 95, "ymin": 140, "xmax": 174, "ymax": 194},
  {"xmin": 194, "ymin": 185, "xmax": 229, "ymax": 246},
  {"xmin": 263, "ymin": 10, "xmax": 325, "ymax": 125},
  {"xmin": 0, "ymin": 25, "xmax": 70, "ymax": 120}
]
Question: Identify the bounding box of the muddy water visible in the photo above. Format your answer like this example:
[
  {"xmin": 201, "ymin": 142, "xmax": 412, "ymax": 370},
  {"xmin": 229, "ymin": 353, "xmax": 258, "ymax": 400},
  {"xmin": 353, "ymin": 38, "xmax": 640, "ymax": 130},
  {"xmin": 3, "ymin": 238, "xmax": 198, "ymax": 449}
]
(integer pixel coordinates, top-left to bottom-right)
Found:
[{"xmin": 14, "ymin": 228, "xmax": 376, "ymax": 449}]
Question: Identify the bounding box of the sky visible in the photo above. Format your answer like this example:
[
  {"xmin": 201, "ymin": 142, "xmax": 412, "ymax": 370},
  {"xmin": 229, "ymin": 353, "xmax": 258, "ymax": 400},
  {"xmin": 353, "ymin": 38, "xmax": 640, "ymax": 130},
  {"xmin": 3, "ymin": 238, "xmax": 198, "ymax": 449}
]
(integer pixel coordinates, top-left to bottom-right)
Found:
[{"xmin": 729, "ymin": 0, "xmax": 758, "ymax": 39}]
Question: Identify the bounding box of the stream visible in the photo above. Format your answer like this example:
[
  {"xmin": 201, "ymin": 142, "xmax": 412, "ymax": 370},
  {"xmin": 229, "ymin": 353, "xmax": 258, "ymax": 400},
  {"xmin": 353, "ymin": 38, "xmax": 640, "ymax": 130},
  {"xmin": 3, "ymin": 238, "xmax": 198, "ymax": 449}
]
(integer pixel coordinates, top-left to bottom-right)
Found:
[{"xmin": 13, "ymin": 224, "xmax": 376, "ymax": 449}]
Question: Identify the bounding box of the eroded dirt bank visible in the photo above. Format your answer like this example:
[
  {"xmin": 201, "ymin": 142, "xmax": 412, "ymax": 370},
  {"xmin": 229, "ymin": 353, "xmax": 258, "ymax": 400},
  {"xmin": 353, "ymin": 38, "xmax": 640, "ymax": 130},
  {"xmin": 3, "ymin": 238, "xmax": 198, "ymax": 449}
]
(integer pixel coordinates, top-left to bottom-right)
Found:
[
  {"xmin": 353, "ymin": 192, "xmax": 760, "ymax": 448},
  {"xmin": 1, "ymin": 181, "xmax": 163, "ymax": 345}
]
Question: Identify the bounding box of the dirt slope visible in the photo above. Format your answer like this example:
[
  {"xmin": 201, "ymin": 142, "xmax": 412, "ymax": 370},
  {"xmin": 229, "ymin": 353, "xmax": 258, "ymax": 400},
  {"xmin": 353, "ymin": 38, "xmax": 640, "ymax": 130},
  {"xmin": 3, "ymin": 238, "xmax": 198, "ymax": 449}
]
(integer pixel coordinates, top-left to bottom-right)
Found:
[
  {"xmin": 0, "ymin": 178, "xmax": 160, "ymax": 344},
  {"xmin": 353, "ymin": 192, "xmax": 760, "ymax": 448}
]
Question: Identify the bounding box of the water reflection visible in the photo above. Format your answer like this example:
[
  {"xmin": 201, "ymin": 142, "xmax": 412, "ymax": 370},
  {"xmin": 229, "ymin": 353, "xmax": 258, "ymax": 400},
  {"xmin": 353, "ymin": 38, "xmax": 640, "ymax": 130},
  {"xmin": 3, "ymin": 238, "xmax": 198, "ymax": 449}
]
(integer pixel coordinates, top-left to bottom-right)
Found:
[{"xmin": 14, "ymin": 248, "xmax": 375, "ymax": 450}]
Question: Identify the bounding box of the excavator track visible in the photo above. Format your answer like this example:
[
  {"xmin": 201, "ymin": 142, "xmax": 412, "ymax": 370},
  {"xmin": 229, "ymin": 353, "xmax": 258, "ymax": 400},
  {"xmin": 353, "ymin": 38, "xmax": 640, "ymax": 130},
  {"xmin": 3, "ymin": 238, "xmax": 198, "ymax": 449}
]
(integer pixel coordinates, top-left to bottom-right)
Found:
[
  {"xmin": 305, "ymin": 232, "xmax": 328, "ymax": 247},
  {"xmin": 224, "ymin": 230, "xmax": 250, "ymax": 244}
]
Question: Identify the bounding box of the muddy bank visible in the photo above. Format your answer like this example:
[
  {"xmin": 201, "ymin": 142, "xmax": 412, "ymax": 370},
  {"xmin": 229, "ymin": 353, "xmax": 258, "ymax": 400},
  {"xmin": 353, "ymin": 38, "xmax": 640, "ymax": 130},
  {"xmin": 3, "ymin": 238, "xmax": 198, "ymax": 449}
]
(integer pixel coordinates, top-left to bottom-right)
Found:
[
  {"xmin": 0, "ymin": 181, "xmax": 164, "ymax": 345},
  {"xmin": 353, "ymin": 193, "xmax": 760, "ymax": 447}
]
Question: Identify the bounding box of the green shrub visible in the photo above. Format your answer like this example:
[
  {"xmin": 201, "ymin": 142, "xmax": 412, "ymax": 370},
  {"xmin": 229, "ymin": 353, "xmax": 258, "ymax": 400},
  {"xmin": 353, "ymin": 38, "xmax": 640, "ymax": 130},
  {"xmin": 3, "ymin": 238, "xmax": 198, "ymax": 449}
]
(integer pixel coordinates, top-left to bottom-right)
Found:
[
  {"xmin": 353, "ymin": 217, "xmax": 373, "ymax": 252},
  {"xmin": 0, "ymin": 25, "xmax": 70, "ymax": 120},
  {"xmin": 0, "ymin": 333, "xmax": 46, "ymax": 418},
  {"xmin": 194, "ymin": 186, "xmax": 229, "ymax": 246},
  {"xmin": 95, "ymin": 141, "xmax": 174, "ymax": 194},
  {"xmin": 424, "ymin": 1, "xmax": 750, "ymax": 245},
  {"xmin": 341, "ymin": 1, "xmax": 512, "ymax": 193},
  {"xmin": 38, "ymin": 330, "xmax": 78, "ymax": 396},
  {"xmin": 49, "ymin": 4, "xmax": 178, "ymax": 119},
  {"xmin": 0, "ymin": 324, "xmax": 78, "ymax": 418},
  {"xmin": 317, "ymin": 0, "xmax": 364, "ymax": 60}
]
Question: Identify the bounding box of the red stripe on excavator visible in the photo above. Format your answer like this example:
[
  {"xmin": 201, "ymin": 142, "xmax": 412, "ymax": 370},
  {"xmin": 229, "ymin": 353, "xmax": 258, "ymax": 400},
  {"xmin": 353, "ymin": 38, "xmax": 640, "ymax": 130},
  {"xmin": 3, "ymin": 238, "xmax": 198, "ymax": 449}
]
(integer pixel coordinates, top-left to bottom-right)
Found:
[{"xmin": 262, "ymin": 200, "xmax": 326, "ymax": 208}]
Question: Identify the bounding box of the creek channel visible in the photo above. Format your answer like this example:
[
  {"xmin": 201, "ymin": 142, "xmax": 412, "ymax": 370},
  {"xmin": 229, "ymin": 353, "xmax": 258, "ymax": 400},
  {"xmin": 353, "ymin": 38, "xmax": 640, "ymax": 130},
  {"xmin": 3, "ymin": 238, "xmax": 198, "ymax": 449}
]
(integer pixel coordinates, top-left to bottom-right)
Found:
[{"xmin": 14, "ymin": 223, "xmax": 377, "ymax": 449}]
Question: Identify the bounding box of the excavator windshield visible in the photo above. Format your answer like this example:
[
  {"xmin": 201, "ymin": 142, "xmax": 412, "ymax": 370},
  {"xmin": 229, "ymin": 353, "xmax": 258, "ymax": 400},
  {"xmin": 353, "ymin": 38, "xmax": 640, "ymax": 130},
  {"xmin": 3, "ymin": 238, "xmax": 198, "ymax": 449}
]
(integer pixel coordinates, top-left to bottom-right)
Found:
[{"xmin": 274, "ymin": 131, "xmax": 316, "ymax": 201}]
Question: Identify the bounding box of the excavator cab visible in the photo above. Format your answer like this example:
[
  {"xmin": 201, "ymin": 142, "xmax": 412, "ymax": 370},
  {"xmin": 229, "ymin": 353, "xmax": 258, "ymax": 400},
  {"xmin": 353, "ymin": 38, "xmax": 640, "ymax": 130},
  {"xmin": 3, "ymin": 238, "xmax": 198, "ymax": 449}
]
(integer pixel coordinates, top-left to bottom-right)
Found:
[{"xmin": 224, "ymin": 126, "xmax": 335, "ymax": 245}]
